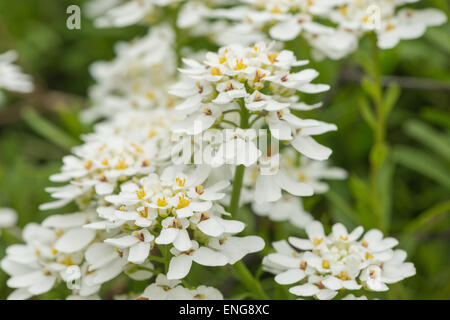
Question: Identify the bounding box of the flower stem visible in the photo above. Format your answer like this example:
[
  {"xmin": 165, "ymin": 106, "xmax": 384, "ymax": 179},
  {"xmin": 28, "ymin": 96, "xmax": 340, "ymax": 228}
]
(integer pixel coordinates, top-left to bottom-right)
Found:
[
  {"xmin": 233, "ymin": 261, "xmax": 269, "ymax": 300},
  {"xmin": 228, "ymin": 98, "xmax": 269, "ymax": 300},
  {"xmin": 229, "ymin": 164, "xmax": 245, "ymax": 217},
  {"xmin": 367, "ymin": 34, "xmax": 387, "ymax": 230}
]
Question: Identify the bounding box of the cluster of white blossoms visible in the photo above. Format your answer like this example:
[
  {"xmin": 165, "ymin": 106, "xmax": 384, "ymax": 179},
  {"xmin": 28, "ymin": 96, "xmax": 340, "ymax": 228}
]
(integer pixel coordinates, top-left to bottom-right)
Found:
[
  {"xmin": 85, "ymin": 0, "xmax": 182, "ymax": 28},
  {"xmin": 171, "ymin": 42, "xmax": 336, "ymax": 168},
  {"xmin": 210, "ymin": 0, "xmax": 447, "ymax": 59},
  {"xmin": 97, "ymin": 165, "xmax": 264, "ymax": 280},
  {"xmin": 263, "ymin": 221, "xmax": 416, "ymax": 300},
  {"xmin": 0, "ymin": 50, "xmax": 33, "ymax": 97},
  {"xmin": 41, "ymin": 108, "xmax": 175, "ymax": 211},
  {"xmin": 1, "ymin": 0, "xmax": 427, "ymax": 301},
  {"xmin": 327, "ymin": 0, "xmax": 447, "ymax": 51},
  {"xmin": 1, "ymin": 213, "xmax": 97, "ymax": 299},
  {"xmin": 82, "ymin": 25, "xmax": 177, "ymax": 122}
]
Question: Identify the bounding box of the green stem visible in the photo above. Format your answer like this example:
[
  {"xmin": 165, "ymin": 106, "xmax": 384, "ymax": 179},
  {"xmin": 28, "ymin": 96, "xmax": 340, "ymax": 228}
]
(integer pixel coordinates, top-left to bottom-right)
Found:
[
  {"xmin": 233, "ymin": 261, "xmax": 269, "ymax": 300},
  {"xmin": 229, "ymin": 164, "xmax": 245, "ymax": 217},
  {"xmin": 368, "ymin": 34, "xmax": 386, "ymax": 230},
  {"xmin": 157, "ymin": 244, "xmax": 170, "ymax": 273},
  {"xmin": 228, "ymin": 98, "xmax": 268, "ymax": 300}
]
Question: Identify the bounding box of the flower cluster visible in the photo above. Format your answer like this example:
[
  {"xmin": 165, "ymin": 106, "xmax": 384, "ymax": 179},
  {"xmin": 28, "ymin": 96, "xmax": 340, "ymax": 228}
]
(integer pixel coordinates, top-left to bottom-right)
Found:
[
  {"xmin": 171, "ymin": 42, "xmax": 336, "ymax": 169},
  {"xmin": 41, "ymin": 108, "xmax": 175, "ymax": 211},
  {"xmin": 82, "ymin": 26, "xmax": 177, "ymax": 123},
  {"xmin": 98, "ymin": 165, "xmax": 263, "ymax": 279},
  {"xmin": 263, "ymin": 221, "xmax": 416, "ymax": 300},
  {"xmin": 211, "ymin": 0, "xmax": 447, "ymax": 59},
  {"xmin": 1, "ymin": 213, "xmax": 97, "ymax": 299},
  {"xmin": 1, "ymin": 0, "xmax": 427, "ymax": 301},
  {"xmin": 86, "ymin": 0, "xmax": 182, "ymax": 28}
]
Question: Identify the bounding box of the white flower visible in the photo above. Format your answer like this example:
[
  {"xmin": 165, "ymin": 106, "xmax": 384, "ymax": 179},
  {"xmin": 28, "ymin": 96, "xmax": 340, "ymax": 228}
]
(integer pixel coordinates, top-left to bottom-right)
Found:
[
  {"xmin": 377, "ymin": 8, "xmax": 448, "ymax": 49},
  {"xmin": 167, "ymin": 240, "xmax": 228, "ymax": 279},
  {"xmin": 88, "ymin": 0, "xmax": 181, "ymax": 28},
  {"xmin": 0, "ymin": 207, "xmax": 18, "ymax": 229},
  {"xmin": 81, "ymin": 242, "xmax": 128, "ymax": 292},
  {"xmin": 137, "ymin": 274, "xmax": 223, "ymax": 300},
  {"xmin": 264, "ymin": 220, "xmax": 416, "ymax": 299},
  {"xmin": 0, "ymin": 50, "xmax": 33, "ymax": 93},
  {"xmin": 208, "ymin": 235, "xmax": 265, "ymax": 264},
  {"xmin": 105, "ymin": 229, "xmax": 154, "ymax": 264}
]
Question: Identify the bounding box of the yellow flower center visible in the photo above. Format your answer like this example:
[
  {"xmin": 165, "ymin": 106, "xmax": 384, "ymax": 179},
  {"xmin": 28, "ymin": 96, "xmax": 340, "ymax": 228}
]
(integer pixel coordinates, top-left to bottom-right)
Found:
[
  {"xmin": 139, "ymin": 207, "xmax": 148, "ymax": 218},
  {"xmin": 270, "ymin": 5, "xmax": 281, "ymax": 14},
  {"xmin": 313, "ymin": 238, "xmax": 323, "ymax": 246},
  {"xmin": 300, "ymin": 261, "xmax": 307, "ymax": 270},
  {"xmin": 177, "ymin": 194, "xmax": 190, "ymax": 209},
  {"xmin": 211, "ymin": 67, "xmax": 222, "ymax": 76},
  {"xmin": 148, "ymin": 130, "xmax": 157, "ymax": 138},
  {"xmin": 322, "ymin": 260, "xmax": 330, "ymax": 269},
  {"xmin": 339, "ymin": 270, "xmax": 349, "ymax": 280},
  {"xmin": 84, "ymin": 160, "xmax": 93, "ymax": 170},
  {"xmin": 176, "ymin": 177, "xmax": 186, "ymax": 187},
  {"xmin": 234, "ymin": 58, "xmax": 247, "ymax": 70},
  {"xmin": 267, "ymin": 52, "xmax": 279, "ymax": 64},
  {"xmin": 385, "ymin": 22, "xmax": 395, "ymax": 31},
  {"xmin": 339, "ymin": 5, "xmax": 348, "ymax": 16},
  {"xmin": 115, "ymin": 159, "xmax": 128, "ymax": 170},
  {"xmin": 131, "ymin": 142, "xmax": 144, "ymax": 153},
  {"xmin": 136, "ymin": 188, "xmax": 146, "ymax": 200},
  {"xmin": 195, "ymin": 185, "xmax": 204, "ymax": 195},
  {"xmin": 157, "ymin": 197, "xmax": 168, "ymax": 207},
  {"xmin": 298, "ymin": 172, "xmax": 307, "ymax": 182}
]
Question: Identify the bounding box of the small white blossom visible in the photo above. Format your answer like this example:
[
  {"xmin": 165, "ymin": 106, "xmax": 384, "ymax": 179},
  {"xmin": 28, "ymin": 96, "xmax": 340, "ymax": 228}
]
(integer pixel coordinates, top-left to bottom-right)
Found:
[{"xmin": 0, "ymin": 51, "xmax": 33, "ymax": 93}]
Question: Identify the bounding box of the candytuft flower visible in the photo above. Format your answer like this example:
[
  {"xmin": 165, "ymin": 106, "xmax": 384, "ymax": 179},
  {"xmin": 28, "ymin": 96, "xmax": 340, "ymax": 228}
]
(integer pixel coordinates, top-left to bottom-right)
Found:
[{"xmin": 264, "ymin": 220, "xmax": 416, "ymax": 299}]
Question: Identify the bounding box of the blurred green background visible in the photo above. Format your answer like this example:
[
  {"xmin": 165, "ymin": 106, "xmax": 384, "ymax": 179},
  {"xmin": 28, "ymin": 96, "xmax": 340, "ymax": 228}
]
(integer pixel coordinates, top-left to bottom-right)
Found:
[{"xmin": 0, "ymin": 0, "xmax": 449, "ymax": 299}]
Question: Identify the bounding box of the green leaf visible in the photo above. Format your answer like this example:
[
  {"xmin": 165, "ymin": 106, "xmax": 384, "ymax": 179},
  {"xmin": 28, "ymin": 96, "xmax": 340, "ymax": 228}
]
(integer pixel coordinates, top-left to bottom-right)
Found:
[
  {"xmin": 361, "ymin": 76, "xmax": 381, "ymax": 103},
  {"xmin": 382, "ymin": 82, "xmax": 400, "ymax": 117},
  {"xmin": 358, "ymin": 96, "xmax": 377, "ymax": 130},
  {"xmin": 426, "ymin": 27, "xmax": 450, "ymax": 55},
  {"xmin": 22, "ymin": 108, "xmax": 80, "ymax": 151},
  {"xmin": 420, "ymin": 108, "xmax": 450, "ymax": 130},
  {"xmin": 404, "ymin": 120, "xmax": 450, "ymax": 162},
  {"xmin": 393, "ymin": 145, "xmax": 450, "ymax": 189},
  {"xmin": 402, "ymin": 201, "xmax": 450, "ymax": 237}
]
